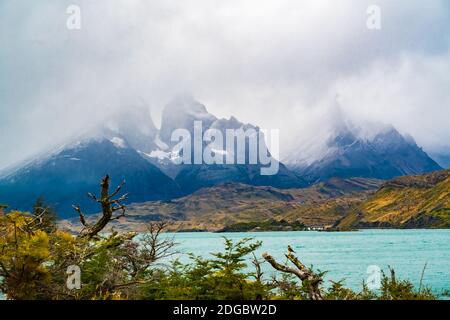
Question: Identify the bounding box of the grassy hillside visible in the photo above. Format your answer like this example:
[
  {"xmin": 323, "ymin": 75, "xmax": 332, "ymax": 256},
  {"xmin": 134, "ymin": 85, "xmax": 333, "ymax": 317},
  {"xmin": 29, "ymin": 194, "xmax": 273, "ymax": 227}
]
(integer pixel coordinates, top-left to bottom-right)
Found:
[
  {"xmin": 60, "ymin": 171, "xmax": 450, "ymax": 233},
  {"xmin": 336, "ymin": 170, "xmax": 450, "ymax": 229},
  {"xmin": 61, "ymin": 178, "xmax": 380, "ymax": 232}
]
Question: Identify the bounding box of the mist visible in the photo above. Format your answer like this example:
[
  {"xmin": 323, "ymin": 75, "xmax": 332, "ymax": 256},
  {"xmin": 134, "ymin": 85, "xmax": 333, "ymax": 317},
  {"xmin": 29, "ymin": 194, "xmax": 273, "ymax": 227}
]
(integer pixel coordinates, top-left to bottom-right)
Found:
[{"xmin": 1, "ymin": 0, "xmax": 449, "ymax": 170}]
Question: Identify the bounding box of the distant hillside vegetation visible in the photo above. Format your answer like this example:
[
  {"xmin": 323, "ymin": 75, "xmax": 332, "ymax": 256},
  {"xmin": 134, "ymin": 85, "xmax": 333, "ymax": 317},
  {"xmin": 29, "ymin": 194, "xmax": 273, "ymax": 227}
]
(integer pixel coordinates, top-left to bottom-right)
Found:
[
  {"xmin": 336, "ymin": 170, "xmax": 450, "ymax": 229},
  {"xmin": 60, "ymin": 178, "xmax": 381, "ymax": 232}
]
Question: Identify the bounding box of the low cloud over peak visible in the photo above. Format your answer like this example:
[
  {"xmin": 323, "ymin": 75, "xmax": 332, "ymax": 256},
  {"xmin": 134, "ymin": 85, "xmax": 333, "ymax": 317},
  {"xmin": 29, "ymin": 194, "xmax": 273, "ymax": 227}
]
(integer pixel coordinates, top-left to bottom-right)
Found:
[{"xmin": 1, "ymin": 0, "xmax": 449, "ymax": 170}]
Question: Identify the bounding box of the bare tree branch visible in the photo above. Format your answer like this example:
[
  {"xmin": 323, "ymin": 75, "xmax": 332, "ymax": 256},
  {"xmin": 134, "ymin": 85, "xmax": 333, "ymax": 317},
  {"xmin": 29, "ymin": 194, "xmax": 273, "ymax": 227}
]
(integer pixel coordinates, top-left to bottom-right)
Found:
[
  {"xmin": 108, "ymin": 180, "xmax": 126, "ymax": 200},
  {"xmin": 72, "ymin": 205, "xmax": 88, "ymax": 227},
  {"xmin": 73, "ymin": 175, "xmax": 128, "ymax": 239},
  {"xmin": 263, "ymin": 248, "xmax": 323, "ymax": 300},
  {"xmin": 87, "ymin": 193, "xmax": 99, "ymax": 202}
]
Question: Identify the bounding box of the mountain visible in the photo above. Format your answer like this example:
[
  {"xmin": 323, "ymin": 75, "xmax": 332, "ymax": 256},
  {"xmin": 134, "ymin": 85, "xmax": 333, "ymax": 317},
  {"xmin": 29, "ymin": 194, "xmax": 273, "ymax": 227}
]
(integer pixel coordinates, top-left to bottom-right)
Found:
[
  {"xmin": 147, "ymin": 96, "xmax": 307, "ymax": 193},
  {"xmin": 285, "ymin": 121, "xmax": 442, "ymax": 183},
  {"xmin": 0, "ymin": 97, "xmax": 305, "ymax": 217},
  {"xmin": 140, "ymin": 96, "xmax": 219, "ymax": 179},
  {"xmin": 104, "ymin": 105, "xmax": 159, "ymax": 153},
  {"xmin": 0, "ymin": 132, "xmax": 180, "ymax": 219},
  {"xmin": 1, "ymin": 96, "xmax": 443, "ymax": 221},
  {"xmin": 335, "ymin": 169, "xmax": 450, "ymax": 229},
  {"xmin": 159, "ymin": 96, "xmax": 217, "ymax": 147}
]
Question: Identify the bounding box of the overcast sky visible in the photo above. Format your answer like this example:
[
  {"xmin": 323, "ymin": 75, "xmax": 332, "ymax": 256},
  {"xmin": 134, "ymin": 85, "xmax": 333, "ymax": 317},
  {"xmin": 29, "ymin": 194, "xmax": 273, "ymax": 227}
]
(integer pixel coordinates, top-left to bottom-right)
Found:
[{"xmin": 1, "ymin": 0, "xmax": 449, "ymax": 170}]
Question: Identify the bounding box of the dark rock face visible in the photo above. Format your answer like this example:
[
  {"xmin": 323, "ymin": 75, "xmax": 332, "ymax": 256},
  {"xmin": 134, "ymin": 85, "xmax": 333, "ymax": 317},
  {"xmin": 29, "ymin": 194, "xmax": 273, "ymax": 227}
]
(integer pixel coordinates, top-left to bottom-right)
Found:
[{"xmin": 175, "ymin": 163, "xmax": 306, "ymax": 195}]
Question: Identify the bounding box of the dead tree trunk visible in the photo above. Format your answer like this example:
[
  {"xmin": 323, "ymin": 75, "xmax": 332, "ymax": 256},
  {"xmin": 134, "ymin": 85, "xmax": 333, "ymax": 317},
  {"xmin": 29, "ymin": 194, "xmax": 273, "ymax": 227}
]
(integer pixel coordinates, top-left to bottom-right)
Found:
[
  {"xmin": 263, "ymin": 248, "xmax": 323, "ymax": 300},
  {"xmin": 73, "ymin": 175, "xmax": 128, "ymax": 239}
]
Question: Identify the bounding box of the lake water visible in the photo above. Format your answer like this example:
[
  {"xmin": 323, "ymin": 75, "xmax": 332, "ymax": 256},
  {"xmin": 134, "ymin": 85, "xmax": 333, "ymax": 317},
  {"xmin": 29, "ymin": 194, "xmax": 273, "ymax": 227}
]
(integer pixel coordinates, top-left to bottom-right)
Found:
[{"xmin": 166, "ymin": 229, "xmax": 450, "ymax": 296}]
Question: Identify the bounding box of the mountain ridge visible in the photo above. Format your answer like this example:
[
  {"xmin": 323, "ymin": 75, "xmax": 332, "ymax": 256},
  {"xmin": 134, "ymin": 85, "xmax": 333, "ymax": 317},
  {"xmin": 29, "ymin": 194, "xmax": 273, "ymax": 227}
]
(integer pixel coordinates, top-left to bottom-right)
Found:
[
  {"xmin": 0, "ymin": 97, "xmax": 445, "ymax": 220},
  {"xmin": 285, "ymin": 121, "xmax": 441, "ymax": 183}
]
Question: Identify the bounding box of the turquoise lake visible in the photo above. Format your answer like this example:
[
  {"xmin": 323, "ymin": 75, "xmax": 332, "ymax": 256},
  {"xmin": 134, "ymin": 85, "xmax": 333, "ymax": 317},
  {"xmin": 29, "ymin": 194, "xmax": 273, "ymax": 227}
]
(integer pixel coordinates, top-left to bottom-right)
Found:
[{"xmin": 165, "ymin": 229, "xmax": 450, "ymax": 296}]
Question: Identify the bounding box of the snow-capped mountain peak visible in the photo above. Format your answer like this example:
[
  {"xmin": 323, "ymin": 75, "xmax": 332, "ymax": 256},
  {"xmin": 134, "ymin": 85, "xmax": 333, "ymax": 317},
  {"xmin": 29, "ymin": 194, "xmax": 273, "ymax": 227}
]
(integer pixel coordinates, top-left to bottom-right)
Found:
[{"xmin": 283, "ymin": 118, "xmax": 441, "ymax": 182}]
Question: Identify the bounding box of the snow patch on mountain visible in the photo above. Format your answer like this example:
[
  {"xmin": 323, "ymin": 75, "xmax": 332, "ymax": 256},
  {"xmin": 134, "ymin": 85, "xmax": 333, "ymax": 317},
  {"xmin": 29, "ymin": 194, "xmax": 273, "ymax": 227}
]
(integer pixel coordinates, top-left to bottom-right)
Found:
[{"xmin": 110, "ymin": 137, "xmax": 127, "ymax": 148}]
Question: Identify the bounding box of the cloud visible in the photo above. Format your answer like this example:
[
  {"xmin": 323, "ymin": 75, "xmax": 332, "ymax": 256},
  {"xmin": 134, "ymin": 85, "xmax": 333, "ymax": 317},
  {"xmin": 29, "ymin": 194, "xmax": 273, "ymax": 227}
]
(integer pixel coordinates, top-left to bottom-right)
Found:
[
  {"xmin": 334, "ymin": 50, "xmax": 450, "ymax": 151},
  {"xmin": 0, "ymin": 0, "xmax": 449, "ymax": 169}
]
